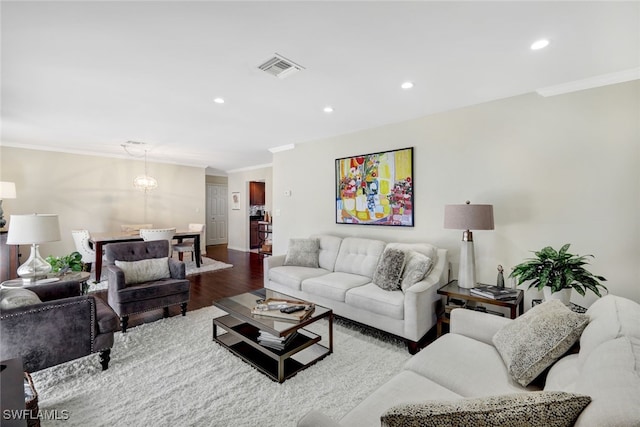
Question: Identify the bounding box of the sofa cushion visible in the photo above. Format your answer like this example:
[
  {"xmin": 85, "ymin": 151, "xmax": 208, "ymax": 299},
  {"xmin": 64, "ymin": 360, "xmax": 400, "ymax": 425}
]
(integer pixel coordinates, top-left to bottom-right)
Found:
[
  {"xmin": 400, "ymin": 250, "xmax": 433, "ymax": 292},
  {"xmin": 115, "ymin": 257, "xmax": 170, "ymax": 285},
  {"xmin": 372, "ymin": 248, "xmax": 406, "ymax": 291},
  {"xmin": 0, "ymin": 288, "xmax": 42, "ymax": 310},
  {"xmin": 283, "ymin": 238, "xmax": 320, "ymax": 268},
  {"xmin": 116, "ymin": 278, "xmax": 190, "ymax": 303},
  {"xmin": 405, "ymin": 332, "xmax": 534, "ymax": 397},
  {"xmin": 310, "ymin": 234, "xmax": 343, "ymax": 271},
  {"xmin": 578, "ymin": 294, "xmax": 640, "ymax": 369},
  {"xmin": 544, "ymin": 353, "xmax": 580, "ymax": 392},
  {"xmin": 333, "ymin": 237, "xmax": 386, "ymax": 278},
  {"xmin": 268, "ymin": 266, "xmax": 330, "ymax": 292},
  {"xmin": 385, "ymin": 242, "xmax": 437, "ymax": 260},
  {"xmin": 493, "ymin": 300, "xmax": 589, "ymax": 387},
  {"xmin": 302, "ymin": 272, "xmax": 371, "ymax": 302},
  {"xmin": 380, "ymin": 391, "xmax": 591, "ymax": 427},
  {"xmin": 345, "ymin": 283, "xmax": 404, "ymax": 320}
]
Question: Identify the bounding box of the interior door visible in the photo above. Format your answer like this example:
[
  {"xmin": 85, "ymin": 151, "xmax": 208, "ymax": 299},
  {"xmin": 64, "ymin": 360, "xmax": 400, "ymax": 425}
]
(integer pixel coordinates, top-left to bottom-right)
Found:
[{"xmin": 206, "ymin": 183, "xmax": 228, "ymax": 245}]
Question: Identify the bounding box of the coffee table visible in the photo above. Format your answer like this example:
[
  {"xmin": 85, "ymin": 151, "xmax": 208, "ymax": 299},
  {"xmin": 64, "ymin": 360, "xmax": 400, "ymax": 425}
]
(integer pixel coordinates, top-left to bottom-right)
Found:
[{"xmin": 212, "ymin": 289, "xmax": 333, "ymax": 383}]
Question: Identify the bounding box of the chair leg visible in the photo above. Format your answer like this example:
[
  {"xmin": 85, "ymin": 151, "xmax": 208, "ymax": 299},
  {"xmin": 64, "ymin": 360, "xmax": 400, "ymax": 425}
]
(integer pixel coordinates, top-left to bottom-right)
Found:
[
  {"xmin": 99, "ymin": 349, "xmax": 111, "ymax": 370},
  {"xmin": 163, "ymin": 307, "xmax": 170, "ymax": 318},
  {"xmin": 181, "ymin": 302, "xmax": 187, "ymax": 316},
  {"xmin": 178, "ymin": 253, "xmax": 183, "ymax": 261},
  {"xmin": 121, "ymin": 316, "xmax": 129, "ymax": 333}
]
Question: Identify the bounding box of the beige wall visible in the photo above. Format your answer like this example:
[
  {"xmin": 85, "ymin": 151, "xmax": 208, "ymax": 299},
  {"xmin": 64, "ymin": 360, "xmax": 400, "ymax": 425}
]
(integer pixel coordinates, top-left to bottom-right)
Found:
[
  {"xmin": 0, "ymin": 147, "xmax": 206, "ymax": 257},
  {"xmin": 272, "ymin": 80, "xmax": 640, "ymax": 305},
  {"xmin": 227, "ymin": 166, "xmax": 273, "ymax": 251}
]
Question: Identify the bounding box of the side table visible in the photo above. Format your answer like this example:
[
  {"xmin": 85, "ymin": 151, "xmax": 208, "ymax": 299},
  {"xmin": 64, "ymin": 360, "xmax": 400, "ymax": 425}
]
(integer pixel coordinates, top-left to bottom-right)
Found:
[
  {"xmin": 436, "ymin": 280, "xmax": 524, "ymax": 337},
  {"xmin": 1, "ymin": 272, "xmax": 90, "ymax": 293}
]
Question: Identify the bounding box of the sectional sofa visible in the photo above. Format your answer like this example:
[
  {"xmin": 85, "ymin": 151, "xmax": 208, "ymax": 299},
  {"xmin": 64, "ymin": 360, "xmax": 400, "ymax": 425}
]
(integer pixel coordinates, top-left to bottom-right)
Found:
[
  {"xmin": 298, "ymin": 294, "xmax": 640, "ymax": 427},
  {"xmin": 264, "ymin": 234, "xmax": 448, "ymax": 353}
]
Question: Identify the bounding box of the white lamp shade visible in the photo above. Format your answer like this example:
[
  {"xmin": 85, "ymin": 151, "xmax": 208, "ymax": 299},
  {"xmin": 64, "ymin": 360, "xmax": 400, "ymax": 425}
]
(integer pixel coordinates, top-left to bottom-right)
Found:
[
  {"xmin": 6, "ymin": 214, "xmax": 61, "ymax": 244},
  {"xmin": 444, "ymin": 203, "xmax": 494, "ymax": 230},
  {"xmin": 0, "ymin": 181, "xmax": 16, "ymax": 199}
]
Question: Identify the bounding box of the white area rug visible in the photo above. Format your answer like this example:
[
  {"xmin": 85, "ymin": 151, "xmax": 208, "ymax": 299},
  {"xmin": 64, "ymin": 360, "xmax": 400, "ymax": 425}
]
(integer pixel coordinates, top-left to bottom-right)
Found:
[
  {"xmin": 31, "ymin": 306, "xmax": 410, "ymax": 426},
  {"xmin": 88, "ymin": 256, "xmax": 233, "ymax": 292}
]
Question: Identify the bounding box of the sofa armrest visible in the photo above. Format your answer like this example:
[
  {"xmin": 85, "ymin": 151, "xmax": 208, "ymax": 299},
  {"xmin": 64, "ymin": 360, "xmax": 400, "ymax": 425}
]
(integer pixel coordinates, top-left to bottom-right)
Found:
[
  {"xmin": 450, "ymin": 308, "xmax": 512, "ymax": 346},
  {"xmin": 168, "ymin": 258, "xmax": 186, "ymax": 279},
  {"xmin": 297, "ymin": 410, "xmax": 342, "ymax": 427},
  {"xmin": 264, "ymin": 254, "xmax": 286, "ymax": 287},
  {"xmin": 107, "ymin": 265, "xmax": 126, "ymax": 292},
  {"xmin": 25, "ymin": 279, "xmax": 81, "ymax": 301}
]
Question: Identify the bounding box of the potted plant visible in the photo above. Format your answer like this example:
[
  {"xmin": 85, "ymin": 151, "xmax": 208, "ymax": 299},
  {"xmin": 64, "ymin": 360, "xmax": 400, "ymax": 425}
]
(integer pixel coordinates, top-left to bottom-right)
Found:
[
  {"xmin": 509, "ymin": 244, "xmax": 607, "ymax": 305},
  {"xmin": 46, "ymin": 251, "xmax": 84, "ymax": 274}
]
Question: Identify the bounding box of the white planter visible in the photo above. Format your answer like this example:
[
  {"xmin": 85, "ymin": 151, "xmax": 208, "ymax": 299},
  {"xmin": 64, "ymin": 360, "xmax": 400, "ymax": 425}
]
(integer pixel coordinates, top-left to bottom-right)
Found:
[{"xmin": 543, "ymin": 287, "xmax": 572, "ymax": 305}]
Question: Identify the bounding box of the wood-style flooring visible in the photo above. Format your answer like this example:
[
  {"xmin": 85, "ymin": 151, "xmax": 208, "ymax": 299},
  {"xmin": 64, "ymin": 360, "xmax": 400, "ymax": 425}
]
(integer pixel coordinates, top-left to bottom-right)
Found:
[{"xmin": 94, "ymin": 245, "xmax": 264, "ymax": 331}]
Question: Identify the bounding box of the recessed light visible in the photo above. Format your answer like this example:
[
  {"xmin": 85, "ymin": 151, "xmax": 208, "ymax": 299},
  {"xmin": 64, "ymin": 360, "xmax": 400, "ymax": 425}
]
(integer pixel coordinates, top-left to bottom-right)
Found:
[
  {"xmin": 401, "ymin": 81, "xmax": 414, "ymax": 90},
  {"xmin": 323, "ymin": 106, "xmax": 334, "ymax": 113},
  {"xmin": 214, "ymin": 97, "xmax": 225, "ymax": 104},
  {"xmin": 530, "ymin": 39, "xmax": 550, "ymax": 50}
]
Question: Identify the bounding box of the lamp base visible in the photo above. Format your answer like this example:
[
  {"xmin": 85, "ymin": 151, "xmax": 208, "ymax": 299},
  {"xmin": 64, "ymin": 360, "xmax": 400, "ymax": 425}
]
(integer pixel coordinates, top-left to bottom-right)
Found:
[
  {"xmin": 457, "ymin": 240, "xmax": 476, "ymax": 289},
  {"xmin": 16, "ymin": 244, "xmax": 52, "ymax": 283}
]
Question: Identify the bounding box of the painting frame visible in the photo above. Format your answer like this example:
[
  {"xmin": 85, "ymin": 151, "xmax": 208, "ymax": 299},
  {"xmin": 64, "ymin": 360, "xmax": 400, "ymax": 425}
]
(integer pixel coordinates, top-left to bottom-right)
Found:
[
  {"xmin": 231, "ymin": 192, "xmax": 240, "ymax": 210},
  {"xmin": 335, "ymin": 147, "xmax": 414, "ymax": 227}
]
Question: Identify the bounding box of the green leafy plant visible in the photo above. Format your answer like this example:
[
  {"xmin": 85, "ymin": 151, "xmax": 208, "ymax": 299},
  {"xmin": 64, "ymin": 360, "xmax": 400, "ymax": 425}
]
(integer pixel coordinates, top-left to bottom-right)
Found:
[
  {"xmin": 509, "ymin": 244, "xmax": 607, "ymax": 297},
  {"xmin": 46, "ymin": 251, "xmax": 84, "ymax": 274}
]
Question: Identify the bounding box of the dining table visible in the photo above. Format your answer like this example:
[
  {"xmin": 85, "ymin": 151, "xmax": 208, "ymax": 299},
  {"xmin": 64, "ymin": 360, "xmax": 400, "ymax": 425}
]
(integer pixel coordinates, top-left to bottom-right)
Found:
[{"xmin": 89, "ymin": 230, "xmax": 202, "ymax": 283}]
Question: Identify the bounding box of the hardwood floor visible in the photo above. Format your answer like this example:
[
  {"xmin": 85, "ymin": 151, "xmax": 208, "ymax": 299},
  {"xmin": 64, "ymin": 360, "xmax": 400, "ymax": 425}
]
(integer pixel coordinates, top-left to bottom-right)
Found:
[{"xmin": 94, "ymin": 245, "xmax": 265, "ymax": 331}]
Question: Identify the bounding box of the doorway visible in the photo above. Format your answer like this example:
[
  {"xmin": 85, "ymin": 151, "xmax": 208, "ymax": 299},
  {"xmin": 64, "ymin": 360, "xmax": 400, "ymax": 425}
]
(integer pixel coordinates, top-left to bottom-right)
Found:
[{"xmin": 206, "ymin": 183, "xmax": 228, "ymax": 245}]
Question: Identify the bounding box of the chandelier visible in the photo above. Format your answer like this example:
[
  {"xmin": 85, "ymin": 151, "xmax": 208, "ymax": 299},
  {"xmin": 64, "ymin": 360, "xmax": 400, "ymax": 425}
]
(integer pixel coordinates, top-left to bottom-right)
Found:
[{"xmin": 133, "ymin": 150, "xmax": 158, "ymax": 192}]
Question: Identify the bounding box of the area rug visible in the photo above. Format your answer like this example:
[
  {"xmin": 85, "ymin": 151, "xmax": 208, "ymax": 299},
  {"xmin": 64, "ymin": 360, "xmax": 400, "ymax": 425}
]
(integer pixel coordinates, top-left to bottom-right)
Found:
[
  {"xmin": 88, "ymin": 256, "xmax": 233, "ymax": 292},
  {"xmin": 30, "ymin": 306, "xmax": 410, "ymax": 426}
]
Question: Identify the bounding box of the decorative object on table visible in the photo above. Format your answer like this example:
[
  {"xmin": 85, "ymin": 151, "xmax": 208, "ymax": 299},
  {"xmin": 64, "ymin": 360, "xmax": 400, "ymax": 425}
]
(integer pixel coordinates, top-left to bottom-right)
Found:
[
  {"xmin": 6, "ymin": 214, "xmax": 61, "ymax": 284},
  {"xmin": 251, "ymin": 298, "xmax": 315, "ymax": 321},
  {"xmin": 336, "ymin": 147, "xmax": 414, "ymax": 227},
  {"xmin": 497, "ymin": 264, "xmax": 505, "ymax": 288},
  {"xmin": 45, "ymin": 251, "xmax": 83, "ymax": 274},
  {"xmin": 470, "ymin": 284, "xmax": 519, "ymax": 300},
  {"xmin": 443, "ymin": 201, "xmax": 494, "ymax": 289},
  {"xmin": 0, "ymin": 181, "xmax": 16, "ymax": 229},
  {"xmin": 509, "ymin": 243, "xmax": 607, "ymax": 305}
]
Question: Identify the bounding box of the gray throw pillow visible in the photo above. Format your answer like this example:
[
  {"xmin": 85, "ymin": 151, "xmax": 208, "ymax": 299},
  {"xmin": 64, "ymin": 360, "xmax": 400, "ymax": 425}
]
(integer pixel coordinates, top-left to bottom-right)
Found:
[
  {"xmin": 493, "ymin": 299, "xmax": 589, "ymax": 386},
  {"xmin": 381, "ymin": 391, "xmax": 591, "ymax": 427},
  {"xmin": 373, "ymin": 248, "xmax": 406, "ymax": 291},
  {"xmin": 283, "ymin": 238, "xmax": 320, "ymax": 268},
  {"xmin": 0, "ymin": 288, "xmax": 42, "ymax": 310},
  {"xmin": 400, "ymin": 250, "xmax": 433, "ymax": 292},
  {"xmin": 115, "ymin": 257, "xmax": 171, "ymax": 285}
]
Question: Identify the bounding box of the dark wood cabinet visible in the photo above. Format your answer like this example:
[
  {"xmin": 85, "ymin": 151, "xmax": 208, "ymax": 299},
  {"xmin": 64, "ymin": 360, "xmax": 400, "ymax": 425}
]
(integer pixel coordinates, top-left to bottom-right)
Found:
[
  {"xmin": 0, "ymin": 231, "xmax": 20, "ymax": 282},
  {"xmin": 249, "ymin": 182, "xmax": 265, "ymax": 205},
  {"xmin": 250, "ymin": 220, "xmax": 260, "ymax": 249}
]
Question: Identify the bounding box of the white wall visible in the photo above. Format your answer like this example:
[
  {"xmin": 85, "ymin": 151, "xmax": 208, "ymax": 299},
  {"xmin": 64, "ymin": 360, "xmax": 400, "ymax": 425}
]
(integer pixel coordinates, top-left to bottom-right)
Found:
[
  {"xmin": 0, "ymin": 147, "xmax": 206, "ymax": 257},
  {"xmin": 227, "ymin": 166, "xmax": 273, "ymax": 251},
  {"xmin": 271, "ymin": 80, "xmax": 640, "ymax": 305}
]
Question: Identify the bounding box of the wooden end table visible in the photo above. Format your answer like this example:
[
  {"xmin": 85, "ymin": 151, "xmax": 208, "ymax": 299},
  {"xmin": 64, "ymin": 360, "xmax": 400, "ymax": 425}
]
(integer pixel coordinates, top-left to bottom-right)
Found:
[{"xmin": 436, "ymin": 280, "xmax": 524, "ymax": 337}]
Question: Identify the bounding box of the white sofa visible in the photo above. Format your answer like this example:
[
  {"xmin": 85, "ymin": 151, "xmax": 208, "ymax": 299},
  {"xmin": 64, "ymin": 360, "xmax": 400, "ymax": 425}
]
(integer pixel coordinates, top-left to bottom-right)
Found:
[
  {"xmin": 298, "ymin": 294, "xmax": 640, "ymax": 427},
  {"xmin": 264, "ymin": 235, "xmax": 449, "ymax": 353}
]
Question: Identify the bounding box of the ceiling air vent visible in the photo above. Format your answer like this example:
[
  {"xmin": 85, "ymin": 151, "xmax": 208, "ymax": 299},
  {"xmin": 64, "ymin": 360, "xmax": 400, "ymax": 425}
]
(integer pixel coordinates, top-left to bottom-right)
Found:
[{"xmin": 258, "ymin": 54, "xmax": 304, "ymax": 79}]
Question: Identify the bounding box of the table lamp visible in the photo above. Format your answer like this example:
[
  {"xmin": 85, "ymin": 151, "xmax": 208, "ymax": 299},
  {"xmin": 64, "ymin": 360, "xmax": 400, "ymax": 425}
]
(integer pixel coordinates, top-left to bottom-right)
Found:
[
  {"xmin": 444, "ymin": 201, "xmax": 494, "ymax": 289},
  {"xmin": 6, "ymin": 213, "xmax": 61, "ymax": 283},
  {"xmin": 0, "ymin": 181, "xmax": 17, "ymax": 228}
]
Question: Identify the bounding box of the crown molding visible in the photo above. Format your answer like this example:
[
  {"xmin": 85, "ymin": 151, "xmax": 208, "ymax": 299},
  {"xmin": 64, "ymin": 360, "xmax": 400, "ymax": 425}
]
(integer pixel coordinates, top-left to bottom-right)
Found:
[{"xmin": 536, "ymin": 67, "xmax": 640, "ymax": 97}]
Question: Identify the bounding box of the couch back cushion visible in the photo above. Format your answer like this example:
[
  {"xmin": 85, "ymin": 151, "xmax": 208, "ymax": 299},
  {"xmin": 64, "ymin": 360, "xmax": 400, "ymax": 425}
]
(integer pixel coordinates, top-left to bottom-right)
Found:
[
  {"xmin": 310, "ymin": 234, "xmax": 343, "ymax": 271},
  {"xmin": 333, "ymin": 237, "xmax": 386, "ymax": 278},
  {"xmin": 578, "ymin": 295, "xmax": 640, "ymax": 369}
]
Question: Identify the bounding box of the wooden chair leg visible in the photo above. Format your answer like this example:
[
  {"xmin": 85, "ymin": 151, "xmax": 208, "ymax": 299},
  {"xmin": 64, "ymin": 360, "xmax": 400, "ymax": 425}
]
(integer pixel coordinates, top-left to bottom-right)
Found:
[
  {"xmin": 163, "ymin": 307, "xmax": 170, "ymax": 318},
  {"xmin": 121, "ymin": 316, "xmax": 129, "ymax": 333},
  {"xmin": 178, "ymin": 253, "xmax": 184, "ymax": 261},
  {"xmin": 180, "ymin": 302, "xmax": 187, "ymax": 316},
  {"xmin": 99, "ymin": 349, "xmax": 111, "ymax": 370}
]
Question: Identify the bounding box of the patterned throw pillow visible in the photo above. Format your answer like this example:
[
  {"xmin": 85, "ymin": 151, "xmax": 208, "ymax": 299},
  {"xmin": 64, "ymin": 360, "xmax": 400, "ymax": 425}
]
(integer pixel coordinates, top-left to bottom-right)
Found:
[
  {"xmin": 115, "ymin": 257, "xmax": 171, "ymax": 285},
  {"xmin": 0, "ymin": 288, "xmax": 42, "ymax": 310},
  {"xmin": 493, "ymin": 299, "xmax": 589, "ymax": 386},
  {"xmin": 400, "ymin": 250, "xmax": 433, "ymax": 292},
  {"xmin": 381, "ymin": 391, "xmax": 591, "ymax": 427},
  {"xmin": 373, "ymin": 248, "xmax": 406, "ymax": 291},
  {"xmin": 283, "ymin": 238, "xmax": 320, "ymax": 268}
]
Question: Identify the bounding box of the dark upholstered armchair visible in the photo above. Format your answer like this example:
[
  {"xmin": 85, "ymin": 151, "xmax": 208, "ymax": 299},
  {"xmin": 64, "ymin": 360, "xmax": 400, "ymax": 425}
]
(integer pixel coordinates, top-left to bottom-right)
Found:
[
  {"xmin": 0, "ymin": 279, "xmax": 118, "ymax": 372},
  {"xmin": 106, "ymin": 240, "xmax": 190, "ymax": 333}
]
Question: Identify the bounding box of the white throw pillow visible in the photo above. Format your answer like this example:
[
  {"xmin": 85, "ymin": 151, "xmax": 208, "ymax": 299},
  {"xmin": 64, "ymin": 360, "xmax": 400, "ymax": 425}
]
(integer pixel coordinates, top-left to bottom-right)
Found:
[
  {"xmin": 283, "ymin": 238, "xmax": 320, "ymax": 268},
  {"xmin": 400, "ymin": 250, "xmax": 433, "ymax": 292},
  {"xmin": 0, "ymin": 288, "xmax": 42, "ymax": 310},
  {"xmin": 115, "ymin": 257, "xmax": 171, "ymax": 285}
]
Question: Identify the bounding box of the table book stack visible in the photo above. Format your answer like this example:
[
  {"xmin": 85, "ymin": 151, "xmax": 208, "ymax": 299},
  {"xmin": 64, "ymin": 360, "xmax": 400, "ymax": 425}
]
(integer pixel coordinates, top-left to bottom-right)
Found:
[
  {"xmin": 470, "ymin": 285, "xmax": 519, "ymax": 300},
  {"xmin": 257, "ymin": 330, "xmax": 299, "ymax": 351}
]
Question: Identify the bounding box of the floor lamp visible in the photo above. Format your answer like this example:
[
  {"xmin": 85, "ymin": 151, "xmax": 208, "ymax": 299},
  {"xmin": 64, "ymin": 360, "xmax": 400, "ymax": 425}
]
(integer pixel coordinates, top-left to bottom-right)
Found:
[
  {"xmin": 6, "ymin": 213, "xmax": 61, "ymax": 283},
  {"xmin": 444, "ymin": 201, "xmax": 494, "ymax": 289}
]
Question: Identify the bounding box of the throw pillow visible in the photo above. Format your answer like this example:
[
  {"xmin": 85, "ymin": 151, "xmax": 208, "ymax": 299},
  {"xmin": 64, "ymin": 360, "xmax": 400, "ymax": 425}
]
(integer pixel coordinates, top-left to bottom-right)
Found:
[
  {"xmin": 283, "ymin": 238, "xmax": 320, "ymax": 268},
  {"xmin": 115, "ymin": 257, "xmax": 171, "ymax": 285},
  {"xmin": 381, "ymin": 391, "xmax": 591, "ymax": 427},
  {"xmin": 0, "ymin": 288, "xmax": 42, "ymax": 310},
  {"xmin": 400, "ymin": 250, "xmax": 433, "ymax": 292},
  {"xmin": 373, "ymin": 248, "xmax": 406, "ymax": 291},
  {"xmin": 493, "ymin": 299, "xmax": 589, "ymax": 387}
]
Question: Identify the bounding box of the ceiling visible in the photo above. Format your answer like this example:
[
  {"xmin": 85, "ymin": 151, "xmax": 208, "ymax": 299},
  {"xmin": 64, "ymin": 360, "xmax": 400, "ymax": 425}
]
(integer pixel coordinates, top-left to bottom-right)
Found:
[{"xmin": 1, "ymin": 1, "xmax": 639, "ymax": 173}]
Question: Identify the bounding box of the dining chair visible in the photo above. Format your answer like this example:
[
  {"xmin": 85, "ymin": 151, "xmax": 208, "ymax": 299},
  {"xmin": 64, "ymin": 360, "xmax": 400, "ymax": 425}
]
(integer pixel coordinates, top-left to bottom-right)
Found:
[
  {"xmin": 140, "ymin": 228, "xmax": 177, "ymax": 257},
  {"xmin": 71, "ymin": 229, "xmax": 105, "ymax": 273},
  {"xmin": 173, "ymin": 224, "xmax": 205, "ymax": 262},
  {"xmin": 120, "ymin": 223, "xmax": 153, "ymax": 234}
]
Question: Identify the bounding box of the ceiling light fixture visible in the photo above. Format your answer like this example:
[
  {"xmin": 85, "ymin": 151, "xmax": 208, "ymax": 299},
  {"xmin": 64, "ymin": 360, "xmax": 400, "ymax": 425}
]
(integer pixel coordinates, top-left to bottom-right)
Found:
[
  {"xmin": 530, "ymin": 39, "xmax": 550, "ymax": 50},
  {"xmin": 323, "ymin": 106, "xmax": 334, "ymax": 113},
  {"xmin": 401, "ymin": 81, "xmax": 414, "ymax": 89},
  {"xmin": 122, "ymin": 142, "xmax": 158, "ymax": 192},
  {"xmin": 214, "ymin": 97, "xmax": 225, "ymax": 104}
]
